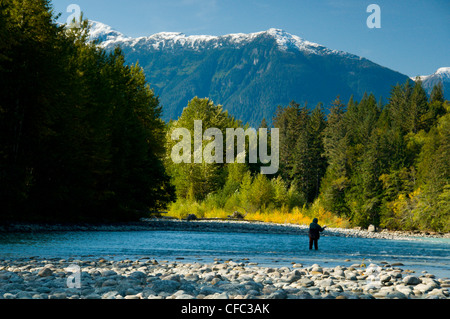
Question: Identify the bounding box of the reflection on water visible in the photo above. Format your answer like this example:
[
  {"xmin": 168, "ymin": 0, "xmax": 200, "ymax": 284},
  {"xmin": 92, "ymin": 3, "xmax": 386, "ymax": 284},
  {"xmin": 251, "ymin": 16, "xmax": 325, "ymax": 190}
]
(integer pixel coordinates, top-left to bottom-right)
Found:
[{"xmin": 0, "ymin": 230, "xmax": 449, "ymax": 277}]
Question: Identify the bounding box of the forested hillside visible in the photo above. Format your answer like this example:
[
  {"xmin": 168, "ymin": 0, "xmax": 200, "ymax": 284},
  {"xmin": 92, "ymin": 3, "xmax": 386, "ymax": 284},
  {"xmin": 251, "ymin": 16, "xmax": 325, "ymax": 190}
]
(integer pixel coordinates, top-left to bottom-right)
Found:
[
  {"xmin": 166, "ymin": 82, "xmax": 449, "ymax": 232},
  {"xmin": 90, "ymin": 22, "xmax": 410, "ymax": 126}
]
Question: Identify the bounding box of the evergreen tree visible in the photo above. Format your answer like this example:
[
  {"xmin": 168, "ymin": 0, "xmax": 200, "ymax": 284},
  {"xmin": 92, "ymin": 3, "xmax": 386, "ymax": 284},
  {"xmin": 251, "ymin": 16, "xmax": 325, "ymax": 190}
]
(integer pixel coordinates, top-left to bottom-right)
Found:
[
  {"xmin": 307, "ymin": 103, "xmax": 327, "ymax": 201},
  {"xmin": 424, "ymin": 83, "xmax": 447, "ymax": 129},
  {"xmin": 272, "ymin": 101, "xmax": 326, "ymax": 203},
  {"xmin": 345, "ymin": 94, "xmax": 383, "ymax": 226},
  {"xmin": 273, "ymin": 101, "xmax": 304, "ymax": 185},
  {"xmin": 320, "ymin": 97, "xmax": 350, "ymax": 216},
  {"xmin": 0, "ymin": 1, "xmax": 171, "ymax": 221},
  {"xmin": 430, "ymin": 82, "xmax": 444, "ymax": 104},
  {"xmin": 387, "ymin": 81, "xmax": 413, "ymax": 134},
  {"xmin": 0, "ymin": 0, "xmax": 71, "ymax": 219},
  {"xmin": 410, "ymin": 79, "xmax": 429, "ymax": 132}
]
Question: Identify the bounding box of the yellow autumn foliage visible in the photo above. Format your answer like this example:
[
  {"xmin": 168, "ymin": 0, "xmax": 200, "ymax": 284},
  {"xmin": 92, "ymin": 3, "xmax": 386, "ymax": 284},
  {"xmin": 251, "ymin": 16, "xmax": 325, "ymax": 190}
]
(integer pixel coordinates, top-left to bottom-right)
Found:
[{"xmin": 167, "ymin": 198, "xmax": 351, "ymax": 229}]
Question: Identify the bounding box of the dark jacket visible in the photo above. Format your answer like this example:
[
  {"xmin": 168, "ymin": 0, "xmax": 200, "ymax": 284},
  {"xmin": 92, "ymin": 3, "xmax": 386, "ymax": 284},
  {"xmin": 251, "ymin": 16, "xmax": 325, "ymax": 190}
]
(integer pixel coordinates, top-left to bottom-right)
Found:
[{"xmin": 309, "ymin": 218, "xmax": 325, "ymax": 239}]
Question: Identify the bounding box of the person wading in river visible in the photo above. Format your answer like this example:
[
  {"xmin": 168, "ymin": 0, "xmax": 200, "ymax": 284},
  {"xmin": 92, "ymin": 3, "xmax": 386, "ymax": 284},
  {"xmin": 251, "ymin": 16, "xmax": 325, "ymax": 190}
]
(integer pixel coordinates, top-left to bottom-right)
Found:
[{"xmin": 309, "ymin": 218, "xmax": 326, "ymax": 250}]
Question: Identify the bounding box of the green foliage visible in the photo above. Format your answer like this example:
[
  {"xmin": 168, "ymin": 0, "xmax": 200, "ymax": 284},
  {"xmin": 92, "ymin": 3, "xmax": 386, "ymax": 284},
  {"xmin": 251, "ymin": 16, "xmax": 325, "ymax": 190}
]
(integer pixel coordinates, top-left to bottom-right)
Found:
[
  {"xmin": 164, "ymin": 79, "xmax": 448, "ymax": 232},
  {"xmin": 165, "ymin": 97, "xmax": 240, "ymax": 201},
  {"xmin": 318, "ymin": 81, "xmax": 449, "ymax": 231},
  {"xmin": 273, "ymin": 101, "xmax": 327, "ymax": 203},
  {"xmin": 2, "ymin": 1, "xmax": 447, "ymax": 232},
  {"xmin": 0, "ymin": 0, "xmax": 172, "ymax": 222}
]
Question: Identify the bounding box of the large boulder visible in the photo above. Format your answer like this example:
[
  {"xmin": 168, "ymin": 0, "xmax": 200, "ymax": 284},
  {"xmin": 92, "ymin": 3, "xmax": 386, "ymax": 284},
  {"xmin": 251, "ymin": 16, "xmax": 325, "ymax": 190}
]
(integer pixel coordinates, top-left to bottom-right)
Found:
[
  {"xmin": 186, "ymin": 214, "xmax": 197, "ymax": 221},
  {"xmin": 403, "ymin": 276, "xmax": 421, "ymax": 285},
  {"xmin": 228, "ymin": 211, "xmax": 245, "ymax": 219},
  {"xmin": 149, "ymin": 280, "xmax": 181, "ymax": 294}
]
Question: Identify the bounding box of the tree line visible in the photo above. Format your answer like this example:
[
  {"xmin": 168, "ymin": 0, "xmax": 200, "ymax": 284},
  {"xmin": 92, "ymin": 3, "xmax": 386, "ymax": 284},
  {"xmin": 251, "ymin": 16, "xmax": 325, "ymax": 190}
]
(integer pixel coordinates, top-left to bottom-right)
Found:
[
  {"xmin": 0, "ymin": 0, "xmax": 172, "ymax": 222},
  {"xmin": 318, "ymin": 83, "xmax": 449, "ymax": 231},
  {"xmin": 1, "ymin": 1, "xmax": 448, "ymax": 232},
  {"xmin": 166, "ymin": 86, "xmax": 449, "ymax": 232}
]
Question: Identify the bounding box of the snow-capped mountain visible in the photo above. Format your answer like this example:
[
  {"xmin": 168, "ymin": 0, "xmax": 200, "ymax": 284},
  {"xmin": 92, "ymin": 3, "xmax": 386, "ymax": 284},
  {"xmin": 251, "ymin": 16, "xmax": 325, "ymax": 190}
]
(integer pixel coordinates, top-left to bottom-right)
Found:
[
  {"xmin": 414, "ymin": 67, "xmax": 450, "ymax": 96},
  {"xmin": 90, "ymin": 21, "xmax": 354, "ymax": 56},
  {"xmin": 89, "ymin": 21, "xmax": 410, "ymax": 125},
  {"xmin": 89, "ymin": 21, "xmax": 128, "ymax": 44}
]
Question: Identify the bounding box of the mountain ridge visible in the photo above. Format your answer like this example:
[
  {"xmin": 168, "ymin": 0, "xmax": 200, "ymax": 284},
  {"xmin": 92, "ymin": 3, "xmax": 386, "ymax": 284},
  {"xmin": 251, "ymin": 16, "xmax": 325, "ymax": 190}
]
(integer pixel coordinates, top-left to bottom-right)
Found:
[
  {"xmin": 89, "ymin": 21, "xmax": 413, "ymax": 125},
  {"xmin": 414, "ymin": 67, "xmax": 450, "ymax": 97},
  {"xmin": 90, "ymin": 21, "xmax": 359, "ymax": 57}
]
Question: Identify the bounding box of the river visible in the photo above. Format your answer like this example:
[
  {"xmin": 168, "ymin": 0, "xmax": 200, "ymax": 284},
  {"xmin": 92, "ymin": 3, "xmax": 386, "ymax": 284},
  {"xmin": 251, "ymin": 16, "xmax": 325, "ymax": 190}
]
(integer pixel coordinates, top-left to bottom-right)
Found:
[{"xmin": 0, "ymin": 230, "xmax": 449, "ymax": 278}]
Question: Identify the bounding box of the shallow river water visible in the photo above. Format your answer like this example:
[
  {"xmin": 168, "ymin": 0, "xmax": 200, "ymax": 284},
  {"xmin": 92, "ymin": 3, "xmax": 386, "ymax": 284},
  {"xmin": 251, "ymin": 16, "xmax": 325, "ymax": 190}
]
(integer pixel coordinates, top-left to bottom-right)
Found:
[{"xmin": 0, "ymin": 230, "xmax": 449, "ymax": 278}]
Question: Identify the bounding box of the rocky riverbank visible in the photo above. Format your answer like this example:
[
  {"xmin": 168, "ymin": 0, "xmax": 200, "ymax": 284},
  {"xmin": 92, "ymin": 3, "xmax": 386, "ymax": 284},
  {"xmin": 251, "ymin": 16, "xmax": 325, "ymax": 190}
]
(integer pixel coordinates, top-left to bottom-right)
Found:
[
  {"xmin": 0, "ymin": 257, "xmax": 448, "ymax": 300},
  {"xmin": 1, "ymin": 218, "xmax": 449, "ymax": 240}
]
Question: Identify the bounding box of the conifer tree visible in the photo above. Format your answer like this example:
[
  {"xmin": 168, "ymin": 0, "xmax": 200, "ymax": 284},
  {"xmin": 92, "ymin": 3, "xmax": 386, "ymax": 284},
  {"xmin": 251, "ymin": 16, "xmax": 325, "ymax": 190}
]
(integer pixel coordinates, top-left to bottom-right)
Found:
[{"xmin": 0, "ymin": 0, "xmax": 171, "ymax": 221}]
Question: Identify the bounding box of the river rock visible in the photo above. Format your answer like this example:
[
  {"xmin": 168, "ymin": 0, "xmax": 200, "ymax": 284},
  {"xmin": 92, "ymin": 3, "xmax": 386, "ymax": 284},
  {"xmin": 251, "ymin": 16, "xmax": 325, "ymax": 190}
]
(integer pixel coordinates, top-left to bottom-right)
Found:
[
  {"xmin": 199, "ymin": 286, "xmax": 223, "ymax": 296},
  {"xmin": 102, "ymin": 291, "xmax": 119, "ymax": 299},
  {"xmin": 38, "ymin": 267, "xmax": 53, "ymax": 277},
  {"xmin": 386, "ymin": 291, "xmax": 407, "ymax": 299},
  {"xmin": 334, "ymin": 270, "xmax": 345, "ymax": 278},
  {"xmin": 395, "ymin": 285, "xmax": 413, "ymax": 298},
  {"xmin": 163, "ymin": 274, "xmax": 182, "ymax": 282},
  {"xmin": 210, "ymin": 277, "xmax": 222, "ymax": 286},
  {"xmin": 185, "ymin": 274, "xmax": 200, "ymax": 281},
  {"xmin": 318, "ymin": 279, "xmax": 335, "ymax": 287},
  {"xmin": 3, "ymin": 293, "xmax": 16, "ymax": 299},
  {"xmin": 101, "ymin": 269, "xmax": 117, "ymax": 277},
  {"xmin": 414, "ymin": 283, "xmax": 435, "ymax": 293},
  {"xmin": 129, "ymin": 271, "xmax": 146, "ymax": 280},
  {"xmin": 16, "ymin": 291, "xmax": 33, "ymax": 299},
  {"xmin": 49, "ymin": 292, "xmax": 67, "ymax": 299},
  {"xmin": 428, "ymin": 288, "xmax": 449, "ymax": 298},
  {"xmin": 286, "ymin": 273, "xmax": 301, "ymax": 283},
  {"xmin": 124, "ymin": 294, "xmax": 141, "ymax": 299},
  {"xmin": 204, "ymin": 292, "xmax": 229, "ymax": 299},
  {"xmin": 403, "ymin": 276, "xmax": 421, "ymax": 285},
  {"xmin": 101, "ymin": 279, "xmax": 117, "ymax": 287},
  {"xmin": 2, "ymin": 283, "xmax": 25, "ymax": 291},
  {"xmin": 267, "ymin": 289, "xmax": 287, "ymax": 299},
  {"xmin": 345, "ymin": 271, "xmax": 357, "ymax": 281},
  {"xmin": 175, "ymin": 293, "xmax": 195, "ymax": 299},
  {"xmin": 296, "ymin": 291, "xmax": 313, "ymax": 299},
  {"xmin": 380, "ymin": 275, "xmax": 391, "ymax": 284},
  {"xmin": 420, "ymin": 277, "xmax": 440, "ymax": 288},
  {"xmin": 0, "ymin": 254, "xmax": 449, "ymax": 300},
  {"xmin": 391, "ymin": 262, "xmax": 404, "ymax": 266},
  {"xmin": 36, "ymin": 286, "xmax": 51, "ymax": 294},
  {"xmin": 299, "ymin": 278, "xmax": 314, "ymax": 287},
  {"xmin": 310, "ymin": 265, "xmax": 323, "ymax": 273},
  {"xmin": 374, "ymin": 286, "xmax": 395, "ymax": 298}
]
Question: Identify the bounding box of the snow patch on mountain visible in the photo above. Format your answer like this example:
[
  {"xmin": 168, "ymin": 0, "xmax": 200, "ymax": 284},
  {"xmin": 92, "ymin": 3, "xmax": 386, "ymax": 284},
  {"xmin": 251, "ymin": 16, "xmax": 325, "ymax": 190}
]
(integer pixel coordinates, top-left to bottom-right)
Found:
[
  {"xmin": 414, "ymin": 67, "xmax": 450, "ymax": 81},
  {"xmin": 88, "ymin": 21, "xmax": 356, "ymax": 58},
  {"xmin": 89, "ymin": 21, "xmax": 131, "ymax": 44},
  {"xmin": 265, "ymin": 28, "xmax": 324, "ymax": 54},
  {"xmin": 436, "ymin": 67, "xmax": 450, "ymax": 75},
  {"xmin": 412, "ymin": 67, "xmax": 450, "ymax": 96}
]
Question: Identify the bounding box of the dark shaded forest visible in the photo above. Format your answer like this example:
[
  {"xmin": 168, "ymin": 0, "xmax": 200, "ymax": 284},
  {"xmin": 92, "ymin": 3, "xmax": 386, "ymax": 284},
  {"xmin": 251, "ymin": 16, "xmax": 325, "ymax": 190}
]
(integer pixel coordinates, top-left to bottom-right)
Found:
[{"xmin": 0, "ymin": 0, "xmax": 172, "ymax": 222}]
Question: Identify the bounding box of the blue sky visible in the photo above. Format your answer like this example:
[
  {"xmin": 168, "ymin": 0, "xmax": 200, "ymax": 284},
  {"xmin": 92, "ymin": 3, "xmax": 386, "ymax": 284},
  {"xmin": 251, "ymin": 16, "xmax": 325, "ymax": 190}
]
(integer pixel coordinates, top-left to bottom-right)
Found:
[{"xmin": 52, "ymin": 0, "xmax": 449, "ymax": 78}]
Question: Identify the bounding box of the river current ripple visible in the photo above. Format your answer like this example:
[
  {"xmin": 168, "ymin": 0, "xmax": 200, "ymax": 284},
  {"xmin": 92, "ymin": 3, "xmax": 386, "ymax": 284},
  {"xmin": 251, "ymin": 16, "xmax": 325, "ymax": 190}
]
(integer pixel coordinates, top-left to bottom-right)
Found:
[{"xmin": 0, "ymin": 230, "xmax": 449, "ymax": 278}]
